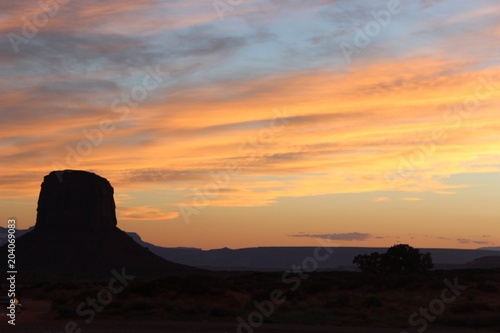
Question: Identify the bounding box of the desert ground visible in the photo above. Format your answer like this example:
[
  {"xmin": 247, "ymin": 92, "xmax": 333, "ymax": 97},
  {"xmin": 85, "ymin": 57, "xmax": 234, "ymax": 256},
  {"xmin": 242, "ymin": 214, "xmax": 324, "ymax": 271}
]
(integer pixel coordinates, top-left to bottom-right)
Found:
[
  {"xmin": 2, "ymin": 269, "xmax": 499, "ymax": 332},
  {"xmin": 3, "ymin": 320, "xmax": 498, "ymax": 333},
  {"xmin": 1, "ymin": 299, "xmax": 498, "ymax": 333}
]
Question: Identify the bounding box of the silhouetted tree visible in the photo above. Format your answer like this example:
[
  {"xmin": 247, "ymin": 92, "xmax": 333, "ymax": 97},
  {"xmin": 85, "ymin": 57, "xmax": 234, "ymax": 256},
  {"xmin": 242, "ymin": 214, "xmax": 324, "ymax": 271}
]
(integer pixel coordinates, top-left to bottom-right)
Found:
[
  {"xmin": 353, "ymin": 244, "xmax": 433, "ymax": 274},
  {"xmin": 353, "ymin": 252, "xmax": 382, "ymax": 274},
  {"xmin": 419, "ymin": 252, "xmax": 433, "ymax": 272}
]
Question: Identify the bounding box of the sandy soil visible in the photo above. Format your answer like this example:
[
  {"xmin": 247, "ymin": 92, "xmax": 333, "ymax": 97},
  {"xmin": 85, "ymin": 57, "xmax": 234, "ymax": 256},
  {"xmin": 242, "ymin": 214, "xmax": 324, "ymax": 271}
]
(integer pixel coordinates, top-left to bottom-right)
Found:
[{"xmin": 1, "ymin": 299, "xmax": 497, "ymax": 333}]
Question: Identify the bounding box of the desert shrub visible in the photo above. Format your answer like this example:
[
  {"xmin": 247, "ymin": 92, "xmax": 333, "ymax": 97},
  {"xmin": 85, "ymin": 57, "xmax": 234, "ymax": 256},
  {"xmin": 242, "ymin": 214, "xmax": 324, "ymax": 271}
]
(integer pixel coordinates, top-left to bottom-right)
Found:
[
  {"xmin": 476, "ymin": 282, "xmax": 498, "ymax": 293},
  {"xmin": 284, "ymin": 289, "xmax": 307, "ymax": 302},
  {"xmin": 306, "ymin": 280, "xmax": 331, "ymax": 294},
  {"xmin": 443, "ymin": 314, "xmax": 500, "ymax": 328},
  {"xmin": 128, "ymin": 281, "xmax": 157, "ymax": 297},
  {"xmin": 428, "ymin": 280, "xmax": 446, "ymax": 290},
  {"xmin": 56, "ymin": 282, "xmax": 80, "ymax": 289},
  {"xmin": 325, "ymin": 294, "xmax": 350, "ymax": 308},
  {"xmin": 52, "ymin": 298, "xmax": 76, "ymax": 318},
  {"xmin": 123, "ymin": 299, "xmax": 157, "ymax": 311},
  {"xmin": 172, "ymin": 275, "xmax": 226, "ymax": 296},
  {"xmin": 179, "ymin": 304, "xmax": 200, "ymax": 315},
  {"xmin": 385, "ymin": 276, "xmax": 414, "ymax": 289},
  {"xmin": 337, "ymin": 281, "xmax": 363, "ymax": 290},
  {"xmin": 361, "ymin": 295, "xmax": 382, "ymax": 308},
  {"xmin": 210, "ymin": 306, "xmax": 236, "ymax": 317},
  {"xmin": 404, "ymin": 281, "xmax": 425, "ymax": 291},
  {"xmin": 451, "ymin": 302, "xmax": 493, "ymax": 314},
  {"xmin": 250, "ymin": 289, "xmax": 275, "ymax": 302},
  {"xmin": 272, "ymin": 308, "xmax": 333, "ymax": 325},
  {"xmin": 354, "ymin": 244, "xmax": 433, "ymax": 274}
]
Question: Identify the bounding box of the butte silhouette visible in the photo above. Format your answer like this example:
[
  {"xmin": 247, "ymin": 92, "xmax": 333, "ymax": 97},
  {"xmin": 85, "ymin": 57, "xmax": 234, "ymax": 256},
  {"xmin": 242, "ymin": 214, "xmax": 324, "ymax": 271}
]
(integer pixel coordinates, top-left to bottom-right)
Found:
[{"xmin": 2, "ymin": 170, "xmax": 198, "ymax": 278}]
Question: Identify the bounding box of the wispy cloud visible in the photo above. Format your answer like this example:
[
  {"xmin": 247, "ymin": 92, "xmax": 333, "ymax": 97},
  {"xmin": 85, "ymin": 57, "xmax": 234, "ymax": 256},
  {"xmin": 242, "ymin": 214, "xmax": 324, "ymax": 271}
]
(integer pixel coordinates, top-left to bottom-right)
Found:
[
  {"xmin": 402, "ymin": 197, "xmax": 423, "ymax": 201},
  {"xmin": 457, "ymin": 238, "xmax": 491, "ymax": 245},
  {"xmin": 117, "ymin": 206, "xmax": 179, "ymax": 221},
  {"xmin": 290, "ymin": 232, "xmax": 372, "ymax": 241}
]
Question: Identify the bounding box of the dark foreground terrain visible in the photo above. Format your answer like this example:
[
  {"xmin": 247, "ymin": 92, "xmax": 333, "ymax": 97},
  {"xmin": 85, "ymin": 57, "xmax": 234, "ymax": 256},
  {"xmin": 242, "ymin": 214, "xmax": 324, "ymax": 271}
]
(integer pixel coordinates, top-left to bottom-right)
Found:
[
  {"xmin": 2, "ymin": 269, "xmax": 500, "ymax": 332},
  {"xmin": 2, "ymin": 319, "xmax": 497, "ymax": 333}
]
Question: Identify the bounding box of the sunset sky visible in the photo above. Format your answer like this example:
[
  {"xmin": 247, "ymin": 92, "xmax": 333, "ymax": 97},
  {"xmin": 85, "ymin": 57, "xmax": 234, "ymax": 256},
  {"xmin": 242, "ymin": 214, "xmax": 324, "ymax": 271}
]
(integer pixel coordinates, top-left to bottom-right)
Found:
[{"xmin": 1, "ymin": 0, "xmax": 499, "ymax": 250}]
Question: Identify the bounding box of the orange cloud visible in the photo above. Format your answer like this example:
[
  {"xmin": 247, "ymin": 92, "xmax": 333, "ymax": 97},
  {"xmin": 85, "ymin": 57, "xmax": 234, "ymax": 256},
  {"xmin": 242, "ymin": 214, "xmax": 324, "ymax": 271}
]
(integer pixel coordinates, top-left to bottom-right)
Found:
[
  {"xmin": 117, "ymin": 206, "xmax": 179, "ymax": 221},
  {"xmin": 402, "ymin": 197, "xmax": 423, "ymax": 201}
]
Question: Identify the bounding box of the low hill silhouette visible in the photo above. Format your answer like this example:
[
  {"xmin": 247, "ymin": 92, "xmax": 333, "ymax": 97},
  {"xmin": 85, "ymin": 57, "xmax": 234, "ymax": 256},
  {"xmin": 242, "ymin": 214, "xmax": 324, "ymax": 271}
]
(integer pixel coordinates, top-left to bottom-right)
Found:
[{"xmin": 465, "ymin": 256, "xmax": 500, "ymax": 269}]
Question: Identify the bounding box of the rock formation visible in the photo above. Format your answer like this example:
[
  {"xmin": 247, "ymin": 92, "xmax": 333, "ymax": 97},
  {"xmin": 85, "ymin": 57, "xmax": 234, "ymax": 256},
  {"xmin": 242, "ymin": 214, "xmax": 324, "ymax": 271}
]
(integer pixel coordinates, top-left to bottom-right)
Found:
[
  {"xmin": 2, "ymin": 170, "xmax": 199, "ymax": 278},
  {"xmin": 36, "ymin": 170, "xmax": 117, "ymax": 231}
]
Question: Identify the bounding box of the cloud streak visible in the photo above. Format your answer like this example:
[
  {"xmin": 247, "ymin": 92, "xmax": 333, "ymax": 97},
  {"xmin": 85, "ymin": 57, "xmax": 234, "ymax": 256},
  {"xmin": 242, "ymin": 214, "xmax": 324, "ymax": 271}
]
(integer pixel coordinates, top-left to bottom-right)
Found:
[{"xmin": 290, "ymin": 232, "xmax": 372, "ymax": 241}]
